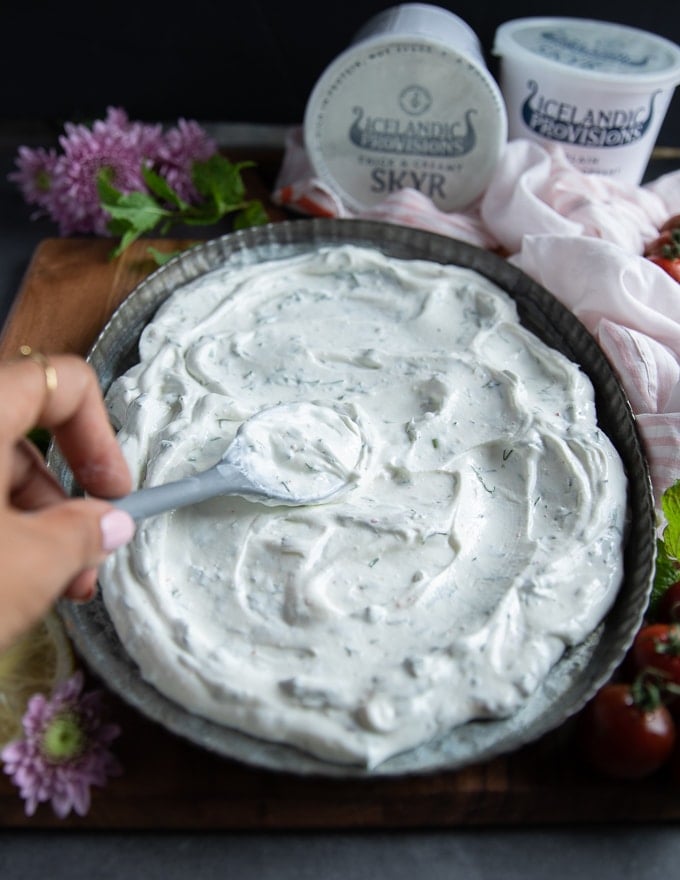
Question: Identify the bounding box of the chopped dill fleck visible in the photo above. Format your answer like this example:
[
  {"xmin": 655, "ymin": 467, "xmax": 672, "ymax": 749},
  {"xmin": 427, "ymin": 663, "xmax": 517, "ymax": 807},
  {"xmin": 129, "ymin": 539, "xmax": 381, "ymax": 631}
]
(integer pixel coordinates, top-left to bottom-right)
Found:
[
  {"xmin": 432, "ymin": 438, "xmax": 439, "ymax": 449},
  {"xmin": 502, "ymin": 448, "xmax": 513, "ymax": 461},
  {"xmin": 368, "ymin": 557, "xmax": 380, "ymax": 568},
  {"xmin": 471, "ymin": 465, "xmax": 495, "ymax": 494}
]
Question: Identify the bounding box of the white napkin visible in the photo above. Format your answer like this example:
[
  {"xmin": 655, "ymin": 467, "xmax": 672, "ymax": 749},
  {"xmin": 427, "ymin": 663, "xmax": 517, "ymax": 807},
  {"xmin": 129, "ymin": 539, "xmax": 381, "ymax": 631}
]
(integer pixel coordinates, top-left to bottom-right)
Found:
[
  {"xmin": 510, "ymin": 235, "xmax": 680, "ymax": 500},
  {"xmin": 273, "ymin": 131, "xmax": 680, "ymax": 500}
]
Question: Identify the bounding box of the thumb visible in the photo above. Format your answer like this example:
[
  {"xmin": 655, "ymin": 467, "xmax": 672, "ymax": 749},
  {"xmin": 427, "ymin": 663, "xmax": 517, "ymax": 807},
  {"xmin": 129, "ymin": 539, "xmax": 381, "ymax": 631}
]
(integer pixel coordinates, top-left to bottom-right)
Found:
[
  {"xmin": 0, "ymin": 501, "xmax": 135, "ymax": 651},
  {"xmin": 28, "ymin": 499, "xmax": 135, "ymax": 592}
]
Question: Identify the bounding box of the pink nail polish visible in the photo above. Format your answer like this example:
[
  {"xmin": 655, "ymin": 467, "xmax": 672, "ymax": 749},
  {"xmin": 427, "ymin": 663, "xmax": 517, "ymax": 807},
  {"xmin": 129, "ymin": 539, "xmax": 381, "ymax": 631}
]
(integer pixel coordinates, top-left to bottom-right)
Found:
[{"xmin": 101, "ymin": 509, "xmax": 136, "ymax": 552}]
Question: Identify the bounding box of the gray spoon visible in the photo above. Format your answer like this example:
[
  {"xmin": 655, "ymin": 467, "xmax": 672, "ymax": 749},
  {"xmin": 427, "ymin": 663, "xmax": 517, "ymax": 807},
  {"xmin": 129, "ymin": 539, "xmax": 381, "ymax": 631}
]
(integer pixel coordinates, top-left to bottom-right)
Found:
[{"xmin": 111, "ymin": 402, "xmax": 364, "ymax": 522}]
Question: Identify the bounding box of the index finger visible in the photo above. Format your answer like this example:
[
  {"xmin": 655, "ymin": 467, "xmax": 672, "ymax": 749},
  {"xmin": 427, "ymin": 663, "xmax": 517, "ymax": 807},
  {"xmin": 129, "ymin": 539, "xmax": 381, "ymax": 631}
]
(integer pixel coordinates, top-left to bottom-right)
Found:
[{"xmin": 0, "ymin": 353, "xmax": 131, "ymax": 500}]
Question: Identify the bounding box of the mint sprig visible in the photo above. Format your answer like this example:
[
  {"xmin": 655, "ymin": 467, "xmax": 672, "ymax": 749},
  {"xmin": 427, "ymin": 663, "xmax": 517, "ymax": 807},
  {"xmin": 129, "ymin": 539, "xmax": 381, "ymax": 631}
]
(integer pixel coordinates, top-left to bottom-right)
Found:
[
  {"xmin": 649, "ymin": 479, "xmax": 680, "ymax": 614},
  {"xmin": 97, "ymin": 155, "xmax": 269, "ymax": 260},
  {"xmin": 661, "ymin": 479, "xmax": 680, "ymax": 558}
]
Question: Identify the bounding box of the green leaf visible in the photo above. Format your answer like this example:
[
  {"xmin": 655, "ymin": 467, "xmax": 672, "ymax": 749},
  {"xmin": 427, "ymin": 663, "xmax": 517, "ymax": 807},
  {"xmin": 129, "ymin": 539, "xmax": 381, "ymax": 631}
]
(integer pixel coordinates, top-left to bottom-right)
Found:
[
  {"xmin": 662, "ymin": 479, "xmax": 680, "ymax": 559},
  {"xmin": 192, "ymin": 155, "xmax": 252, "ymax": 212},
  {"xmin": 96, "ymin": 155, "xmax": 266, "ymax": 259},
  {"xmin": 105, "ymin": 217, "xmax": 134, "ymax": 237},
  {"xmin": 101, "ymin": 188, "xmax": 170, "ymax": 232},
  {"xmin": 108, "ymin": 229, "xmax": 140, "ymax": 258},
  {"xmin": 146, "ymin": 246, "xmax": 185, "ymax": 265},
  {"xmin": 98, "ymin": 168, "xmax": 172, "ymax": 257},
  {"xmin": 96, "ymin": 167, "xmax": 118, "ymax": 201},
  {"xmin": 180, "ymin": 202, "xmax": 224, "ymax": 227},
  {"xmin": 142, "ymin": 165, "xmax": 189, "ymax": 210},
  {"xmin": 233, "ymin": 199, "xmax": 269, "ymax": 230}
]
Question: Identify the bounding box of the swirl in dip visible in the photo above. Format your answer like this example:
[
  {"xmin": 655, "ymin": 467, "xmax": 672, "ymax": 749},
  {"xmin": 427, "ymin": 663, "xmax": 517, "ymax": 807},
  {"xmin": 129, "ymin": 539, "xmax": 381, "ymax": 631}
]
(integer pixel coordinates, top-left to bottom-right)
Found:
[{"xmin": 101, "ymin": 244, "xmax": 628, "ymax": 768}]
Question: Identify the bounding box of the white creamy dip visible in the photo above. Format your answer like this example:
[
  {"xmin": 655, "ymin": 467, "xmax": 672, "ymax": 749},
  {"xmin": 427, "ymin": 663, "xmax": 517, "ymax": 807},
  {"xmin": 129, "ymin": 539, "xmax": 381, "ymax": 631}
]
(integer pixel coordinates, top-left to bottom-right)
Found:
[
  {"xmin": 224, "ymin": 402, "xmax": 366, "ymax": 504},
  {"xmin": 101, "ymin": 243, "xmax": 628, "ymax": 768}
]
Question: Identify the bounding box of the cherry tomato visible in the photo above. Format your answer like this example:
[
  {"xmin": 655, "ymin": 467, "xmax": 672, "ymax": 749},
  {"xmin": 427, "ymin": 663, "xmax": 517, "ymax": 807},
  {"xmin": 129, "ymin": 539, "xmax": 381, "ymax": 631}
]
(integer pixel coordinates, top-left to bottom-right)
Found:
[
  {"xmin": 644, "ymin": 229, "xmax": 674, "ymax": 257},
  {"xmin": 578, "ymin": 682, "xmax": 676, "ymax": 779},
  {"xmin": 633, "ymin": 624, "xmax": 680, "ymax": 685},
  {"xmin": 657, "ymin": 582, "xmax": 680, "ymax": 623},
  {"xmin": 660, "ymin": 214, "xmax": 680, "ymax": 233},
  {"xmin": 645, "ymin": 217, "xmax": 680, "ymax": 282},
  {"xmin": 648, "ymin": 254, "xmax": 680, "ymax": 284}
]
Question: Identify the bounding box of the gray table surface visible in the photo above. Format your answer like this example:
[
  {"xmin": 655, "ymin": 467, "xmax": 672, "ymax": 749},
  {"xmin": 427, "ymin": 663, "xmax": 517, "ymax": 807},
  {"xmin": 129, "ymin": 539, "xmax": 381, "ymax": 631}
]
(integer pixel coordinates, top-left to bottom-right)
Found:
[{"xmin": 1, "ymin": 122, "xmax": 679, "ymax": 879}]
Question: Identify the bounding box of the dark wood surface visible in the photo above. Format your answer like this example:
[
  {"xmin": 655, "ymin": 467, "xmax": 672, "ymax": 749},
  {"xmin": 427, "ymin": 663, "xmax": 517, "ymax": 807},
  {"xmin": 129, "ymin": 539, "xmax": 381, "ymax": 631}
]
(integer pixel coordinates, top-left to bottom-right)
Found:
[{"xmin": 1, "ymin": 185, "xmax": 679, "ymax": 829}]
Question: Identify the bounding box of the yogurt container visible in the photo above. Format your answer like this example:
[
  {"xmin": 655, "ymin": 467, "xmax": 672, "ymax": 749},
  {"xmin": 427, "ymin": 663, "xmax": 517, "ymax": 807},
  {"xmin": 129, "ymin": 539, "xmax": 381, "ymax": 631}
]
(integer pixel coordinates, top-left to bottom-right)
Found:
[
  {"xmin": 493, "ymin": 17, "xmax": 680, "ymax": 183},
  {"xmin": 303, "ymin": 3, "xmax": 507, "ymax": 212}
]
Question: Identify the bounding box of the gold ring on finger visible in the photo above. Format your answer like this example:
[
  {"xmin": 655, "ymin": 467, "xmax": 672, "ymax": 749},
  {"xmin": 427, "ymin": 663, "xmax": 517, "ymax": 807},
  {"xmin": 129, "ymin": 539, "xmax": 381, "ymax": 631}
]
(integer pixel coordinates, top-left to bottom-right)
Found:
[{"xmin": 19, "ymin": 345, "xmax": 58, "ymax": 396}]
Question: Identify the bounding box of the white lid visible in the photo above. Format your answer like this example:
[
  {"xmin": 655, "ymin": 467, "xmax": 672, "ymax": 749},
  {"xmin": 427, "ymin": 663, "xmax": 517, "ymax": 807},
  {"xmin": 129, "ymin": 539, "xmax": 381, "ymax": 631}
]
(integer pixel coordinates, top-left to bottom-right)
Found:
[
  {"xmin": 304, "ymin": 30, "xmax": 507, "ymax": 212},
  {"xmin": 352, "ymin": 3, "xmax": 483, "ymax": 65},
  {"xmin": 494, "ymin": 17, "xmax": 680, "ymax": 87}
]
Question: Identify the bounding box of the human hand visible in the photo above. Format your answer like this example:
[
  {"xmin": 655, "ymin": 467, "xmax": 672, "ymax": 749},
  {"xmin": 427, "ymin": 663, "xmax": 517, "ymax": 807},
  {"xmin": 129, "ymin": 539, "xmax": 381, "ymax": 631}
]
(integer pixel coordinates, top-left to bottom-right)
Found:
[{"xmin": 0, "ymin": 351, "xmax": 134, "ymax": 651}]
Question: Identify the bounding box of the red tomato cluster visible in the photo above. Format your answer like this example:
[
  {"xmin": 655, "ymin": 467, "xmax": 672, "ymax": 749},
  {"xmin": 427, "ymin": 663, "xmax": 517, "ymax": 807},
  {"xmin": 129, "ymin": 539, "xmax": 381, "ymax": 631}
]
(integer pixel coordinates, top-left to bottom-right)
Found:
[
  {"xmin": 578, "ymin": 584, "xmax": 680, "ymax": 780},
  {"xmin": 644, "ymin": 214, "xmax": 680, "ymax": 283}
]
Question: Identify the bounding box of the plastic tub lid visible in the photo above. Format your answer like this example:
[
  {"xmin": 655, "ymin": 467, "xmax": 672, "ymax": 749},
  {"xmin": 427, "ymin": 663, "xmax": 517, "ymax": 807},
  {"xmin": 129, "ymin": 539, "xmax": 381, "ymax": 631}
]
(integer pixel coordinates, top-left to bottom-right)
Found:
[{"xmin": 493, "ymin": 17, "xmax": 680, "ymax": 88}]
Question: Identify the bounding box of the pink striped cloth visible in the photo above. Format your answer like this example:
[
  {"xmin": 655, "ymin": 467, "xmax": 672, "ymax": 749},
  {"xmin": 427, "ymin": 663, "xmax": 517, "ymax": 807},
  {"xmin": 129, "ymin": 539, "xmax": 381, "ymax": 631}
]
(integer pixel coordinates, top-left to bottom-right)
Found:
[{"xmin": 273, "ymin": 128, "xmax": 680, "ymax": 502}]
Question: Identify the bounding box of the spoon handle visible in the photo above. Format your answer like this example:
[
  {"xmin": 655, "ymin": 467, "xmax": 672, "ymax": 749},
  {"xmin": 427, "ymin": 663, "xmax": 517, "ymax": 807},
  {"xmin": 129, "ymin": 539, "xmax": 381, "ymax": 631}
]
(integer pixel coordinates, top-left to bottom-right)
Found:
[{"xmin": 111, "ymin": 464, "xmax": 251, "ymax": 522}]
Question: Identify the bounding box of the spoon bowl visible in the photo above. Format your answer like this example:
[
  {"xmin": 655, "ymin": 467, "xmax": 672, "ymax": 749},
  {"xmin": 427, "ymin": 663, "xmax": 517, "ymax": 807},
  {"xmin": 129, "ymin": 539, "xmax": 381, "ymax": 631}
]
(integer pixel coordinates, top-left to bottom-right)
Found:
[{"xmin": 112, "ymin": 402, "xmax": 365, "ymax": 522}]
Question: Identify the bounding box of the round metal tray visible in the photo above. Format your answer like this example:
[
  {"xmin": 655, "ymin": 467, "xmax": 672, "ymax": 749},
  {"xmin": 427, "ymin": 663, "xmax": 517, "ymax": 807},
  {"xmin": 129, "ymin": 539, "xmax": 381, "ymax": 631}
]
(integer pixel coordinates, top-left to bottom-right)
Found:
[{"xmin": 51, "ymin": 218, "xmax": 656, "ymax": 777}]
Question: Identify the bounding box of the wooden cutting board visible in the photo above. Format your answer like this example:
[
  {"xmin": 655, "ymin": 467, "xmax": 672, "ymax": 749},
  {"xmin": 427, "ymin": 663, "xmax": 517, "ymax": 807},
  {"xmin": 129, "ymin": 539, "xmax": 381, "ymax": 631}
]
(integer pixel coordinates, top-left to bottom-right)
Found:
[
  {"xmin": 1, "ymin": 233, "xmax": 679, "ymax": 829},
  {"xmin": 0, "ymin": 237, "xmax": 197, "ymax": 359}
]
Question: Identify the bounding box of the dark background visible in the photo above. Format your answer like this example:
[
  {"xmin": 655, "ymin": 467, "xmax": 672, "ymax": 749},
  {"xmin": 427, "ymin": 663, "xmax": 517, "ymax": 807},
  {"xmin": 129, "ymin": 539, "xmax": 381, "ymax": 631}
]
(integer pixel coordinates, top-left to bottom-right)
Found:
[{"xmin": 1, "ymin": 0, "xmax": 678, "ymax": 145}]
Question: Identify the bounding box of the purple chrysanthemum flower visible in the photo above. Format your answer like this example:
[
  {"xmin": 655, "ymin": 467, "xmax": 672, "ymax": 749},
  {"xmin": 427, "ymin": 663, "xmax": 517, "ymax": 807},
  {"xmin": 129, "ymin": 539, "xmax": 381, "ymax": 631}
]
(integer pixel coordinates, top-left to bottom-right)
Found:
[
  {"xmin": 9, "ymin": 145, "xmax": 60, "ymax": 215},
  {"xmin": 48, "ymin": 106, "xmax": 163, "ymax": 236},
  {"xmin": 155, "ymin": 117, "xmax": 218, "ymax": 203},
  {"xmin": 10, "ymin": 108, "xmax": 222, "ymax": 239},
  {"xmin": 1, "ymin": 671, "xmax": 121, "ymax": 818}
]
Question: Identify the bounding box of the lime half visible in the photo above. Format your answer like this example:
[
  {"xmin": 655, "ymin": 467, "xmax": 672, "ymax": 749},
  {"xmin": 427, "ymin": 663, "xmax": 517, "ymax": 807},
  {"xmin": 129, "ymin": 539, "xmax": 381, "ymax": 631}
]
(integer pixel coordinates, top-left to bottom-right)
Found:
[{"xmin": 0, "ymin": 612, "xmax": 74, "ymax": 748}]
